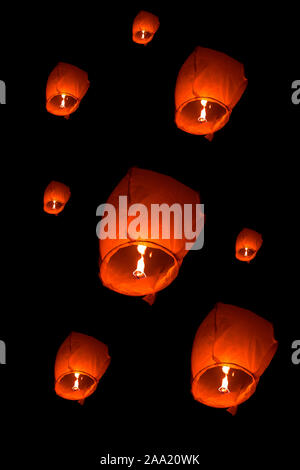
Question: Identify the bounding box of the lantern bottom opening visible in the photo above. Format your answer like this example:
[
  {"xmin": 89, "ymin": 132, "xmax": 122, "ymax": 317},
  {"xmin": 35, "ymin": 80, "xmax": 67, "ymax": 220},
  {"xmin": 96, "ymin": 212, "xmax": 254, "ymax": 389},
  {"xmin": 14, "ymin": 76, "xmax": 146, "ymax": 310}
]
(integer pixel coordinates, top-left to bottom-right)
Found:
[
  {"xmin": 55, "ymin": 371, "xmax": 97, "ymax": 401},
  {"xmin": 44, "ymin": 200, "xmax": 65, "ymax": 215},
  {"xmin": 134, "ymin": 30, "xmax": 153, "ymax": 43},
  {"xmin": 100, "ymin": 241, "xmax": 179, "ymax": 296},
  {"xmin": 191, "ymin": 362, "xmax": 257, "ymax": 408},
  {"xmin": 175, "ymin": 97, "xmax": 229, "ymax": 135},
  {"xmin": 46, "ymin": 93, "xmax": 79, "ymax": 116},
  {"xmin": 46, "ymin": 200, "xmax": 64, "ymax": 210},
  {"xmin": 236, "ymin": 247, "xmax": 257, "ymax": 262}
]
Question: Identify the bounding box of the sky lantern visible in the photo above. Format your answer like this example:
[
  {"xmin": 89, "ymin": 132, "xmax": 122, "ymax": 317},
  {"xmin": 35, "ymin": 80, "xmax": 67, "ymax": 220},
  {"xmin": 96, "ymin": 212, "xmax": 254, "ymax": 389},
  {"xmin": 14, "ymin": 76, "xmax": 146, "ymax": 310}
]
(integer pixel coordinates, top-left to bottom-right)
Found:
[
  {"xmin": 175, "ymin": 46, "xmax": 248, "ymax": 140},
  {"xmin": 132, "ymin": 11, "xmax": 160, "ymax": 45},
  {"xmin": 191, "ymin": 303, "xmax": 278, "ymax": 415},
  {"xmin": 46, "ymin": 62, "xmax": 89, "ymax": 118},
  {"xmin": 43, "ymin": 181, "xmax": 71, "ymax": 215},
  {"xmin": 98, "ymin": 167, "xmax": 202, "ymax": 304},
  {"xmin": 235, "ymin": 228, "xmax": 263, "ymax": 262},
  {"xmin": 55, "ymin": 332, "xmax": 110, "ymax": 403}
]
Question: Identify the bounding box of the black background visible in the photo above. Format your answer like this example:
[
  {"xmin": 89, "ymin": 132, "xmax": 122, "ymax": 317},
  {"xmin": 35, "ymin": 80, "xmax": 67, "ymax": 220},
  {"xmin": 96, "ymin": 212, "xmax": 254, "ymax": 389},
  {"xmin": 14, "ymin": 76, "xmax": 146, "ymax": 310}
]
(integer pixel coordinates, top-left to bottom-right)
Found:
[{"xmin": 0, "ymin": 3, "xmax": 299, "ymax": 468}]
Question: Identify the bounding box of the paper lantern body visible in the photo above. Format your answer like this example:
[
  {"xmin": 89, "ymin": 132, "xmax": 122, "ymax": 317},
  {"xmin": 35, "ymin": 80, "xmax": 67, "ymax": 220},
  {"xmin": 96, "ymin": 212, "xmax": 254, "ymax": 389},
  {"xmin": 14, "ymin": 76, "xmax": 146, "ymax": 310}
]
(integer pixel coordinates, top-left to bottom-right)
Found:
[
  {"xmin": 43, "ymin": 181, "xmax": 71, "ymax": 215},
  {"xmin": 191, "ymin": 303, "xmax": 278, "ymax": 413},
  {"xmin": 99, "ymin": 168, "xmax": 201, "ymax": 298},
  {"xmin": 235, "ymin": 228, "xmax": 263, "ymax": 262},
  {"xmin": 175, "ymin": 47, "xmax": 248, "ymax": 139},
  {"xmin": 132, "ymin": 11, "xmax": 160, "ymax": 45},
  {"xmin": 46, "ymin": 62, "xmax": 89, "ymax": 117},
  {"xmin": 55, "ymin": 332, "xmax": 110, "ymax": 401}
]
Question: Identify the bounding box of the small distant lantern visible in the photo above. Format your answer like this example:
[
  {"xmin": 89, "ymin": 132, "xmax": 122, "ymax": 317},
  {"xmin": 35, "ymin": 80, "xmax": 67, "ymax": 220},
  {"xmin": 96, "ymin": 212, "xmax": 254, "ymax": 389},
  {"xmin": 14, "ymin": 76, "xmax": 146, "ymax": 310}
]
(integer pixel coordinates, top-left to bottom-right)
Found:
[
  {"xmin": 46, "ymin": 62, "xmax": 89, "ymax": 118},
  {"xmin": 132, "ymin": 11, "xmax": 160, "ymax": 45},
  {"xmin": 175, "ymin": 47, "xmax": 248, "ymax": 140},
  {"xmin": 98, "ymin": 168, "xmax": 202, "ymax": 304},
  {"xmin": 191, "ymin": 303, "xmax": 278, "ymax": 415},
  {"xmin": 43, "ymin": 181, "xmax": 71, "ymax": 215},
  {"xmin": 55, "ymin": 332, "xmax": 110, "ymax": 403},
  {"xmin": 235, "ymin": 228, "xmax": 263, "ymax": 262}
]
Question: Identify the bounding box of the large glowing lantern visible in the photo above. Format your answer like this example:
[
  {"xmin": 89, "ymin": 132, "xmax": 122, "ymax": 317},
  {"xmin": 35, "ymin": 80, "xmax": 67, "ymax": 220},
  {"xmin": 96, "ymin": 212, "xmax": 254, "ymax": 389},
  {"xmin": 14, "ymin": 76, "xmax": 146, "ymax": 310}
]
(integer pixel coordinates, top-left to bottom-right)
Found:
[
  {"xmin": 98, "ymin": 168, "xmax": 202, "ymax": 303},
  {"xmin": 132, "ymin": 11, "xmax": 160, "ymax": 45},
  {"xmin": 235, "ymin": 228, "xmax": 263, "ymax": 262},
  {"xmin": 43, "ymin": 181, "xmax": 71, "ymax": 215},
  {"xmin": 46, "ymin": 62, "xmax": 89, "ymax": 117},
  {"xmin": 55, "ymin": 332, "xmax": 110, "ymax": 402},
  {"xmin": 175, "ymin": 47, "xmax": 248, "ymax": 140},
  {"xmin": 191, "ymin": 303, "xmax": 278, "ymax": 414}
]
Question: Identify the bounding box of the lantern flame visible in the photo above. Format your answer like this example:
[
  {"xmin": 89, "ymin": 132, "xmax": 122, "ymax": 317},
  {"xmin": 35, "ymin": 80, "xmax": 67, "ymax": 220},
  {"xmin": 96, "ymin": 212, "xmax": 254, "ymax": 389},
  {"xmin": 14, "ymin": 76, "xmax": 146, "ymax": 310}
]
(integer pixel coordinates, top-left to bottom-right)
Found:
[
  {"xmin": 218, "ymin": 365, "xmax": 230, "ymax": 393},
  {"xmin": 52, "ymin": 200, "xmax": 56, "ymax": 209},
  {"xmin": 60, "ymin": 93, "xmax": 66, "ymax": 108},
  {"xmin": 244, "ymin": 247, "xmax": 248, "ymax": 257},
  {"xmin": 72, "ymin": 372, "xmax": 80, "ymax": 391},
  {"xmin": 133, "ymin": 245, "xmax": 147, "ymax": 279},
  {"xmin": 198, "ymin": 99, "xmax": 208, "ymax": 122},
  {"xmin": 141, "ymin": 30, "xmax": 145, "ymax": 39}
]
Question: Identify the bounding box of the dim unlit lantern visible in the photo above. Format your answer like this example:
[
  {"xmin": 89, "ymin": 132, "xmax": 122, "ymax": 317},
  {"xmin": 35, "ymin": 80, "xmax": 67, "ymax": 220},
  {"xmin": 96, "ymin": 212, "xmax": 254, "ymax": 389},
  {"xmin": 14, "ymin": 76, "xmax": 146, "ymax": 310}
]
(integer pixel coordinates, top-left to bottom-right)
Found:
[
  {"xmin": 175, "ymin": 47, "xmax": 248, "ymax": 140},
  {"xmin": 132, "ymin": 11, "xmax": 160, "ymax": 45},
  {"xmin": 43, "ymin": 181, "xmax": 71, "ymax": 215},
  {"xmin": 235, "ymin": 228, "xmax": 263, "ymax": 262},
  {"xmin": 55, "ymin": 332, "xmax": 110, "ymax": 402},
  {"xmin": 46, "ymin": 62, "xmax": 89, "ymax": 117},
  {"xmin": 98, "ymin": 168, "xmax": 202, "ymax": 303},
  {"xmin": 191, "ymin": 303, "xmax": 278, "ymax": 414}
]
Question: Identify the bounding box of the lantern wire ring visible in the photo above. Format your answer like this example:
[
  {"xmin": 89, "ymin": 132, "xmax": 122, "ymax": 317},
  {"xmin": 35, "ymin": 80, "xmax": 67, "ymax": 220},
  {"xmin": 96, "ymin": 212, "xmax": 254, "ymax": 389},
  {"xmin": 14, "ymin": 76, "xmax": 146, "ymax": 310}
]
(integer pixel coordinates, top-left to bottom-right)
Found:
[
  {"xmin": 191, "ymin": 362, "xmax": 258, "ymax": 408},
  {"xmin": 100, "ymin": 240, "xmax": 180, "ymax": 268},
  {"xmin": 55, "ymin": 371, "xmax": 100, "ymax": 400},
  {"xmin": 176, "ymin": 96, "xmax": 232, "ymax": 115}
]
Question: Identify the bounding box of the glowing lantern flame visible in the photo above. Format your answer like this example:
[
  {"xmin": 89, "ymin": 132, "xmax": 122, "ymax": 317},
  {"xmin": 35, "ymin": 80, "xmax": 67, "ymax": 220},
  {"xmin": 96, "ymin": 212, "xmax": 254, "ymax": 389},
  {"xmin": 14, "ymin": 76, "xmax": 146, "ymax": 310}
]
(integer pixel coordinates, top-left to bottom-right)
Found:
[
  {"xmin": 133, "ymin": 245, "xmax": 147, "ymax": 279},
  {"xmin": 72, "ymin": 372, "xmax": 80, "ymax": 391},
  {"xmin": 218, "ymin": 366, "xmax": 230, "ymax": 393},
  {"xmin": 141, "ymin": 30, "xmax": 145, "ymax": 39},
  {"xmin": 198, "ymin": 99, "xmax": 208, "ymax": 122},
  {"xmin": 60, "ymin": 93, "xmax": 66, "ymax": 108},
  {"xmin": 52, "ymin": 200, "xmax": 56, "ymax": 209},
  {"xmin": 244, "ymin": 247, "xmax": 248, "ymax": 257}
]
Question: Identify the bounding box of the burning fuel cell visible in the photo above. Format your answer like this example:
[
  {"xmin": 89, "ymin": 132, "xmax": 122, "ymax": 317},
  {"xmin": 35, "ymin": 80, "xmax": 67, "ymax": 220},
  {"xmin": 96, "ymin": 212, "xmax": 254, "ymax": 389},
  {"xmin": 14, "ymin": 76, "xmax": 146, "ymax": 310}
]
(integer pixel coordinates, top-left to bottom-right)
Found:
[{"xmin": 133, "ymin": 245, "xmax": 147, "ymax": 279}]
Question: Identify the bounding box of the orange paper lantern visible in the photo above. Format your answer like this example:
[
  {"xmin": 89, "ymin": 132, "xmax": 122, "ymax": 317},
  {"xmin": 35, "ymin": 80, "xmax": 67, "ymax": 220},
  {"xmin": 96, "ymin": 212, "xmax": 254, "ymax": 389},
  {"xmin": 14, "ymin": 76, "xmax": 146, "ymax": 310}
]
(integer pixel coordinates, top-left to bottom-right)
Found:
[
  {"xmin": 175, "ymin": 47, "xmax": 248, "ymax": 140},
  {"xmin": 235, "ymin": 228, "xmax": 263, "ymax": 262},
  {"xmin": 46, "ymin": 62, "xmax": 89, "ymax": 117},
  {"xmin": 132, "ymin": 11, "xmax": 160, "ymax": 45},
  {"xmin": 55, "ymin": 332, "xmax": 110, "ymax": 402},
  {"xmin": 98, "ymin": 168, "xmax": 202, "ymax": 302},
  {"xmin": 43, "ymin": 181, "xmax": 71, "ymax": 215},
  {"xmin": 191, "ymin": 303, "xmax": 278, "ymax": 414}
]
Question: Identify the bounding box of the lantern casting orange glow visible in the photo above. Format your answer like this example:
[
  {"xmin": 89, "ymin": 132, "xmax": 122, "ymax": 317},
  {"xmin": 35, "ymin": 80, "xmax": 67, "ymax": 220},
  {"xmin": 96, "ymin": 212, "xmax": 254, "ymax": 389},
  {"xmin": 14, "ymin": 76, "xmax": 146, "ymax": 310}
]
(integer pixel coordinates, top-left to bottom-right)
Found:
[
  {"xmin": 46, "ymin": 62, "xmax": 89, "ymax": 117},
  {"xmin": 43, "ymin": 181, "xmax": 71, "ymax": 215},
  {"xmin": 132, "ymin": 11, "xmax": 160, "ymax": 45},
  {"xmin": 175, "ymin": 47, "xmax": 248, "ymax": 140},
  {"xmin": 191, "ymin": 303, "xmax": 278, "ymax": 414},
  {"xmin": 54, "ymin": 332, "xmax": 110, "ymax": 402},
  {"xmin": 235, "ymin": 228, "xmax": 263, "ymax": 262},
  {"xmin": 98, "ymin": 168, "xmax": 202, "ymax": 303}
]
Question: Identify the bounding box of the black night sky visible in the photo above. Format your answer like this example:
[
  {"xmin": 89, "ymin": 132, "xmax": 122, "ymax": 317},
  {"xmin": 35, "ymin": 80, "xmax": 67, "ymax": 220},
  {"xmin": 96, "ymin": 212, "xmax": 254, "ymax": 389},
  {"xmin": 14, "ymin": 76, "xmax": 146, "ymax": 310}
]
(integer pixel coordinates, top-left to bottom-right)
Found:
[{"xmin": 1, "ymin": 3, "xmax": 299, "ymax": 468}]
